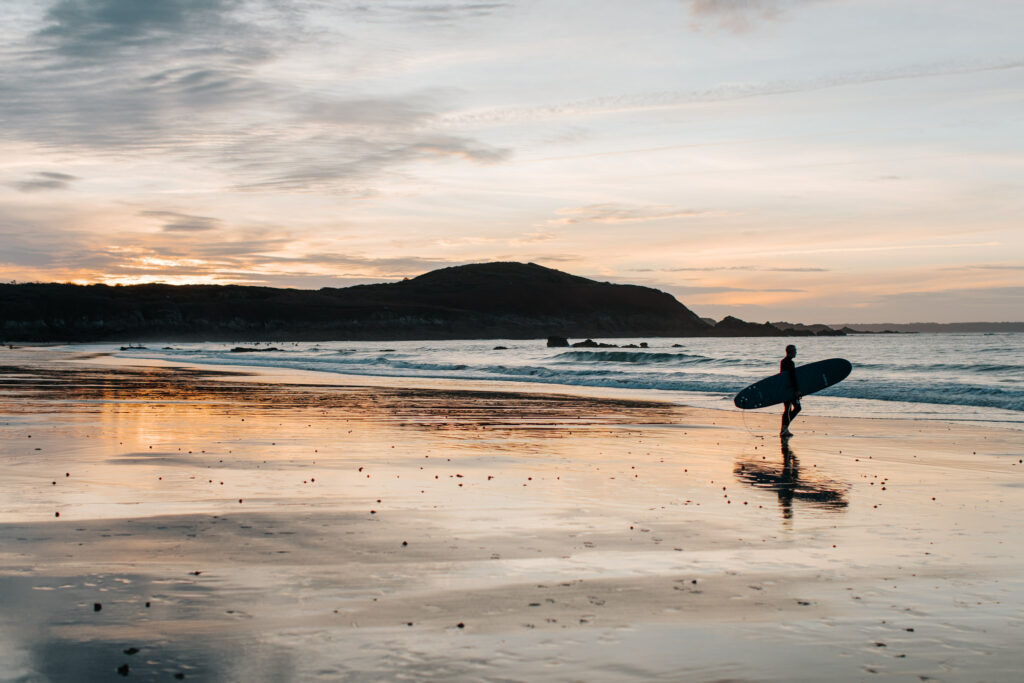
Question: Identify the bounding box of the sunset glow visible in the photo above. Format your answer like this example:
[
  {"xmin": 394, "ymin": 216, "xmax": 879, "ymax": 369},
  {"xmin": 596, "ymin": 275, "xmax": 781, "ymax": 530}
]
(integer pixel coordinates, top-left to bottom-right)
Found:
[{"xmin": 1, "ymin": 0, "xmax": 1022, "ymax": 322}]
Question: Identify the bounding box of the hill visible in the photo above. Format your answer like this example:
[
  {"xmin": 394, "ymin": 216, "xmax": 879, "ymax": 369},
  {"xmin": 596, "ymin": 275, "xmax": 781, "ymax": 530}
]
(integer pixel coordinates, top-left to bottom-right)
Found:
[{"xmin": 1, "ymin": 262, "xmax": 719, "ymax": 342}]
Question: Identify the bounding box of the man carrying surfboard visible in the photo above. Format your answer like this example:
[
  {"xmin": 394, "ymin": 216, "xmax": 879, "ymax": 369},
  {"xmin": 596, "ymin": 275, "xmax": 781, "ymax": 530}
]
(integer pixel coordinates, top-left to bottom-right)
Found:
[
  {"xmin": 733, "ymin": 351, "xmax": 850, "ymax": 422},
  {"xmin": 780, "ymin": 344, "xmax": 801, "ymax": 437}
]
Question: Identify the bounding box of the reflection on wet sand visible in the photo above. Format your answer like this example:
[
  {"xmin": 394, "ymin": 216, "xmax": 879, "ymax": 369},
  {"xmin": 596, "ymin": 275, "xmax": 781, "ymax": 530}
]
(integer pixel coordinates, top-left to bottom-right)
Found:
[
  {"xmin": 6, "ymin": 352, "xmax": 1024, "ymax": 682},
  {"xmin": 733, "ymin": 440, "xmax": 849, "ymax": 520},
  {"xmin": 0, "ymin": 363, "xmax": 682, "ymax": 433}
]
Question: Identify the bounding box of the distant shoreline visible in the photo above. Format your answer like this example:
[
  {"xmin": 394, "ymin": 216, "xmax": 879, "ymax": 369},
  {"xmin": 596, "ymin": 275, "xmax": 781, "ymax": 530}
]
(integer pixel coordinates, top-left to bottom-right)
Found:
[{"xmin": 830, "ymin": 322, "xmax": 1024, "ymax": 333}]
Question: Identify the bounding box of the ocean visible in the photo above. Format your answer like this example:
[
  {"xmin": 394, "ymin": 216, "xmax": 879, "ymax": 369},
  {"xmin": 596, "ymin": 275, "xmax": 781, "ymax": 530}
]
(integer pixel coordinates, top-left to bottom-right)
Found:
[{"xmin": 105, "ymin": 333, "xmax": 1024, "ymax": 427}]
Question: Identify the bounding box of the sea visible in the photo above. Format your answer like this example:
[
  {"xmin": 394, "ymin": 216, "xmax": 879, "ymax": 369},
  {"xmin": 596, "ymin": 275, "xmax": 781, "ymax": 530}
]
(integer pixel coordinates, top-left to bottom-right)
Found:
[{"xmin": 105, "ymin": 333, "xmax": 1024, "ymax": 428}]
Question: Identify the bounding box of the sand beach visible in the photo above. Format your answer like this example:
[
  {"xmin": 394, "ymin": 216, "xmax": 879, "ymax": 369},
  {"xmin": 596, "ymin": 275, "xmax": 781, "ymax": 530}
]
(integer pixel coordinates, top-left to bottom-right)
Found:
[{"xmin": 2, "ymin": 346, "xmax": 1023, "ymax": 682}]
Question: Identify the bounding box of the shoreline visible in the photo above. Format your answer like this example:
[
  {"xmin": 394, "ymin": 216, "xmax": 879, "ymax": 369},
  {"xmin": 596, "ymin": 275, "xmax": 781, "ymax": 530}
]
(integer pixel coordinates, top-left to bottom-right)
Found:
[
  {"xmin": 93, "ymin": 344, "xmax": 1024, "ymax": 431},
  {"xmin": 31, "ymin": 342, "xmax": 1021, "ymax": 430},
  {"xmin": 2, "ymin": 347, "xmax": 1023, "ymax": 681}
]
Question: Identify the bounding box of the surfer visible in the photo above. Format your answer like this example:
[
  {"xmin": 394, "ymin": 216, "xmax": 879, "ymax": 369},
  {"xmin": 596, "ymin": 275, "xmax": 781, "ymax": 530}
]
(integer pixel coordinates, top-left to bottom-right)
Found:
[{"xmin": 780, "ymin": 344, "xmax": 801, "ymax": 437}]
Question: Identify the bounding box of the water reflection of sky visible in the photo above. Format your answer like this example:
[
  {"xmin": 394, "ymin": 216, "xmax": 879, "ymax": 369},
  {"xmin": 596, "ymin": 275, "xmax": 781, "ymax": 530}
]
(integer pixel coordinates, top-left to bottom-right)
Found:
[
  {"xmin": 5, "ymin": 357, "xmax": 1024, "ymax": 682},
  {"xmin": 733, "ymin": 441, "xmax": 849, "ymax": 522},
  {"xmin": 0, "ymin": 571, "xmax": 295, "ymax": 682}
]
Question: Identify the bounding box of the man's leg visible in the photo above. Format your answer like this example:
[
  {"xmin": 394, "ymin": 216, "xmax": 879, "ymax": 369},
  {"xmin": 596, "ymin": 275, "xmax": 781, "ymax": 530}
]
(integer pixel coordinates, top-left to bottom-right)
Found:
[{"xmin": 789, "ymin": 399, "xmax": 801, "ymax": 424}]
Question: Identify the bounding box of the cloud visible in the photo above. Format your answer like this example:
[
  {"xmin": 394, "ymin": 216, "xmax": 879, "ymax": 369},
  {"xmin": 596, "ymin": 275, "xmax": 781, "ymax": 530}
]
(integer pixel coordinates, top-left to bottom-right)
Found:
[
  {"xmin": 141, "ymin": 210, "xmax": 221, "ymax": 232},
  {"xmin": 693, "ymin": 285, "xmax": 1024, "ymax": 324},
  {"xmin": 634, "ymin": 265, "xmax": 829, "ymax": 272},
  {"xmin": 828, "ymin": 286, "xmax": 1024, "ymax": 323},
  {"xmin": 509, "ymin": 231, "xmax": 556, "ymax": 245},
  {"xmin": 685, "ymin": 0, "xmax": 822, "ymax": 33},
  {"xmin": 0, "ymin": 207, "xmax": 475, "ymax": 284},
  {"xmin": 3, "ymin": 0, "xmax": 279, "ymax": 150},
  {"xmin": 352, "ymin": 1, "xmax": 511, "ymax": 24},
  {"xmin": 664, "ymin": 284, "xmax": 805, "ymax": 295},
  {"xmin": 38, "ymin": 0, "xmax": 246, "ymax": 60},
  {"xmin": 521, "ymin": 254, "xmax": 580, "ymax": 263},
  {"xmin": 547, "ymin": 204, "xmax": 712, "ymax": 226},
  {"xmin": 0, "ymin": 2, "xmax": 509, "ymax": 195},
  {"xmin": 259, "ymin": 253, "xmax": 463, "ymax": 277},
  {"xmin": 229, "ymin": 134, "xmax": 509, "ymax": 192},
  {"xmin": 444, "ymin": 58, "xmax": 1024, "ymax": 130},
  {"xmin": 302, "ymin": 94, "xmax": 439, "ymax": 129},
  {"xmin": 942, "ymin": 264, "xmax": 1024, "ymax": 272},
  {"xmin": 874, "ymin": 286, "xmax": 1024, "ymax": 306},
  {"xmin": 11, "ymin": 171, "xmax": 79, "ymax": 192}
]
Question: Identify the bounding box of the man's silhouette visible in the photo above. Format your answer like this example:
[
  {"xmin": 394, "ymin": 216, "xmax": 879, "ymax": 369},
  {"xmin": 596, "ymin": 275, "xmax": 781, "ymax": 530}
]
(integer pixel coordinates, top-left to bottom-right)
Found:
[{"xmin": 780, "ymin": 344, "xmax": 801, "ymax": 437}]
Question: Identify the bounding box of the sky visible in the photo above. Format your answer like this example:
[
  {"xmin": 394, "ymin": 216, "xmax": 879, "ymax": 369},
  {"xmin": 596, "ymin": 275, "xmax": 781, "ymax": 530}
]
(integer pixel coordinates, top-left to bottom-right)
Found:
[{"xmin": 1, "ymin": 0, "xmax": 1022, "ymax": 323}]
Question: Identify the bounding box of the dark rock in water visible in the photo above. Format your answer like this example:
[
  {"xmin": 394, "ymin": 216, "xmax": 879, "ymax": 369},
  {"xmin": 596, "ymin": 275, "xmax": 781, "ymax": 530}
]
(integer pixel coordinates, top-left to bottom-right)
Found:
[
  {"xmin": 117, "ymin": 664, "xmax": 130, "ymax": 676},
  {"xmin": 571, "ymin": 339, "xmax": 618, "ymax": 348},
  {"xmin": 93, "ymin": 603, "xmax": 102, "ymax": 612},
  {"xmin": 230, "ymin": 346, "xmax": 281, "ymax": 353},
  {"xmin": 546, "ymin": 336, "xmax": 569, "ymax": 347},
  {"xmin": 124, "ymin": 647, "xmax": 139, "ymax": 655},
  {"xmin": 493, "ymin": 346, "xmax": 508, "ymax": 350},
  {"xmin": 622, "ymin": 344, "xmax": 638, "ymax": 348},
  {"xmin": 119, "ymin": 345, "xmax": 147, "ymax": 350},
  {"xmin": 639, "ymin": 342, "xmax": 648, "ymax": 348},
  {"xmin": 672, "ymin": 343, "xmax": 683, "ymax": 347}
]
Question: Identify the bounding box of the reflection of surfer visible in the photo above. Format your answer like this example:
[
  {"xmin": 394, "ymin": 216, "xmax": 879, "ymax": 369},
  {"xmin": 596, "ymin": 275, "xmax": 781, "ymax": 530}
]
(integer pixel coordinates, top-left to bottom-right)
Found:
[
  {"xmin": 733, "ymin": 440, "xmax": 849, "ymax": 521},
  {"xmin": 780, "ymin": 344, "xmax": 801, "ymax": 437},
  {"xmin": 778, "ymin": 439, "xmax": 797, "ymax": 519}
]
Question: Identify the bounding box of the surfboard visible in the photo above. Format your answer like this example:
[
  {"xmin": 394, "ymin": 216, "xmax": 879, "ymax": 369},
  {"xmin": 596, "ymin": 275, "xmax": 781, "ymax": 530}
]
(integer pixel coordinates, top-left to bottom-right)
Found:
[{"xmin": 733, "ymin": 358, "xmax": 852, "ymax": 410}]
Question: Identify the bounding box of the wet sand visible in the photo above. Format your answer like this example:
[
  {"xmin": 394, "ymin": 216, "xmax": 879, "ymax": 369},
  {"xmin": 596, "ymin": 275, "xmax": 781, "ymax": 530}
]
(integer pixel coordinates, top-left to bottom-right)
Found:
[{"xmin": 2, "ymin": 347, "xmax": 1023, "ymax": 682}]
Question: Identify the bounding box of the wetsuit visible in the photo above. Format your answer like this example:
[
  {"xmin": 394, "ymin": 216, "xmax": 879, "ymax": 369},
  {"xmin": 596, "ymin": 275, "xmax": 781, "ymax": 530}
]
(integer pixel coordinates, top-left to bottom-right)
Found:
[{"xmin": 781, "ymin": 356, "xmax": 801, "ymax": 429}]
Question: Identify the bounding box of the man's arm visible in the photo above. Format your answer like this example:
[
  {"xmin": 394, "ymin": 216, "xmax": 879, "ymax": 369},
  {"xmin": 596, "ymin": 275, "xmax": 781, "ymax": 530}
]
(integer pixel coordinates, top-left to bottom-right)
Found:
[{"xmin": 783, "ymin": 360, "xmax": 801, "ymax": 397}]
